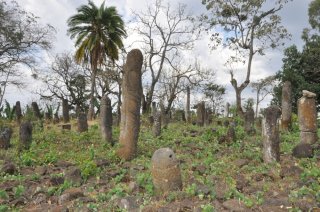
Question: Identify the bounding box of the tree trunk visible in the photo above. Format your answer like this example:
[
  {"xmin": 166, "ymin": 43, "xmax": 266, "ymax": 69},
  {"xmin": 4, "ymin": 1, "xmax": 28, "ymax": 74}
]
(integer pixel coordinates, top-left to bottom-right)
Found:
[
  {"xmin": 117, "ymin": 49, "xmax": 143, "ymax": 161},
  {"xmin": 87, "ymin": 69, "xmax": 96, "ymax": 121},
  {"xmin": 235, "ymin": 88, "xmax": 244, "ymax": 117}
]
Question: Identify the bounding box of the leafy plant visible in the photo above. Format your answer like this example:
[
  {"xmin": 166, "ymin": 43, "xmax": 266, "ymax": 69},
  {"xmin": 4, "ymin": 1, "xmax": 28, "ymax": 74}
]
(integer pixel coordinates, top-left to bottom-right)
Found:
[{"xmin": 13, "ymin": 185, "xmax": 25, "ymax": 198}]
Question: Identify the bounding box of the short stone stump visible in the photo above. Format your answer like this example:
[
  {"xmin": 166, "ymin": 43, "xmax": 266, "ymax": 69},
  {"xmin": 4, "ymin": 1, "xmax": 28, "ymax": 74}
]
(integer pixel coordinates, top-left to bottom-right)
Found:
[{"xmin": 151, "ymin": 148, "xmax": 182, "ymax": 194}]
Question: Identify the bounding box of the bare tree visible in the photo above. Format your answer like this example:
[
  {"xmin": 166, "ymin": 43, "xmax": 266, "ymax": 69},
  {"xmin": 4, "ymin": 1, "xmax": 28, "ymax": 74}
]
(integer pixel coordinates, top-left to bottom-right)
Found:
[
  {"xmin": 132, "ymin": 0, "xmax": 200, "ymax": 113},
  {"xmin": 159, "ymin": 58, "xmax": 210, "ymax": 114},
  {"xmin": 0, "ymin": 0, "xmax": 54, "ymax": 106},
  {"xmin": 202, "ymin": 0, "xmax": 291, "ymax": 116},
  {"xmin": 251, "ymin": 75, "xmax": 276, "ymax": 117},
  {"xmin": 38, "ymin": 53, "xmax": 89, "ymax": 115}
]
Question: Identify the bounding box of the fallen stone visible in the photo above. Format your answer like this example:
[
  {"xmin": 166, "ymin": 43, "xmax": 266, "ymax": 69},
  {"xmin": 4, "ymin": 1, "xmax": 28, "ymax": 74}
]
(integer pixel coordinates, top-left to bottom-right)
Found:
[
  {"xmin": 214, "ymin": 181, "xmax": 229, "ymax": 200},
  {"xmin": 65, "ymin": 167, "xmax": 82, "ymax": 186},
  {"xmin": 234, "ymin": 159, "xmax": 249, "ymax": 168},
  {"xmin": 49, "ymin": 176, "xmax": 64, "ymax": 186},
  {"xmin": 302, "ymin": 90, "xmax": 316, "ymax": 98},
  {"xmin": 58, "ymin": 188, "xmax": 84, "ymax": 204},
  {"xmin": 292, "ymin": 143, "xmax": 314, "ymax": 158},
  {"xmin": 222, "ymin": 199, "xmax": 248, "ymax": 211},
  {"xmin": 115, "ymin": 196, "xmax": 139, "ymax": 211},
  {"xmin": 1, "ymin": 161, "xmax": 17, "ymax": 175}
]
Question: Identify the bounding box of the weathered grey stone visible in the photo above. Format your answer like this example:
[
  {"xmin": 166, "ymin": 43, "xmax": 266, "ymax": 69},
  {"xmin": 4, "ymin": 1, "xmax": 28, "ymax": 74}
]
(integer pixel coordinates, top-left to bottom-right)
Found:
[
  {"xmin": 77, "ymin": 112, "xmax": 88, "ymax": 133},
  {"xmin": 225, "ymin": 102, "xmax": 230, "ymax": 117},
  {"xmin": 151, "ymin": 148, "xmax": 182, "ymax": 194},
  {"xmin": 61, "ymin": 124, "xmax": 71, "ymax": 130},
  {"xmin": 281, "ymin": 81, "xmax": 292, "ymax": 131},
  {"xmin": 302, "ymin": 90, "xmax": 316, "ymax": 98},
  {"xmin": 292, "ymin": 143, "xmax": 314, "ymax": 158},
  {"xmin": 1, "ymin": 161, "xmax": 17, "ymax": 175},
  {"xmin": 62, "ymin": 98, "xmax": 70, "ymax": 123},
  {"xmin": 160, "ymin": 100, "xmax": 169, "ymax": 129},
  {"xmin": 53, "ymin": 113, "xmax": 59, "ymax": 124},
  {"xmin": 58, "ymin": 188, "xmax": 84, "ymax": 204},
  {"xmin": 15, "ymin": 101, "xmax": 22, "ymax": 124},
  {"xmin": 100, "ymin": 95, "xmax": 113, "ymax": 144},
  {"xmin": 244, "ymin": 108, "xmax": 255, "ymax": 134},
  {"xmin": 65, "ymin": 167, "xmax": 82, "ymax": 186},
  {"xmin": 196, "ymin": 101, "xmax": 205, "ymax": 127},
  {"xmin": 298, "ymin": 95, "xmax": 317, "ymax": 133},
  {"xmin": 31, "ymin": 102, "xmax": 41, "ymax": 120},
  {"xmin": 19, "ymin": 121, "xmax": 32, "ymax": 150},
  {"xmin": 0, "ymin": 127, "xmax": 12, "ymax": 149},
  {"xmin": 262, "ymin": 106, "xmax": 281, "ymax": 163},
  {"xmin": 152, "ymin": 111, "xmax": 161, "ymax": 137},
  {"xmin": 117, "ymin": 49, "xmax": 143, "ymax": 161},
  {"xmin": 298, "ymin": 91, "xmax": 318, "ymax": 144}
]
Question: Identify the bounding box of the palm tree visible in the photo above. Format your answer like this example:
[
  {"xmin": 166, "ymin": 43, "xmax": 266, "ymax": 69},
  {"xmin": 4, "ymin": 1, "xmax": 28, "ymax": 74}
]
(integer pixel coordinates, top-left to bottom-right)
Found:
[{"xmin": 67, "ymin": 1, "xmax": 126, "ymax": 120}]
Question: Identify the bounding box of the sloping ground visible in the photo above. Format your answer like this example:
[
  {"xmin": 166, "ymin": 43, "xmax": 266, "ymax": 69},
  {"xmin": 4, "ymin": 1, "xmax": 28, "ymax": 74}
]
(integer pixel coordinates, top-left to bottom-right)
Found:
[{"xmin": 0, "ymin": 118, "xmax": 319, "ymax": 211}]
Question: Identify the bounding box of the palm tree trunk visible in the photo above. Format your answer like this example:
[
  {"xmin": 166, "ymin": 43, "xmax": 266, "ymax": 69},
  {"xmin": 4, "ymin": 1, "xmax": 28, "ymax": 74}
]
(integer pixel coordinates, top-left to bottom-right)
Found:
[{"xmin": 88, "ymin": 69, "xmax": 96, "ymax": 120}]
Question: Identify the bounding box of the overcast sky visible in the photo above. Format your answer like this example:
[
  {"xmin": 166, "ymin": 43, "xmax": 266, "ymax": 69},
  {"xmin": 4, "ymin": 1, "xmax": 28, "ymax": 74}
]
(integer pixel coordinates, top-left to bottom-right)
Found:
[{"xmin": 7, "ymin": 0, "xmax": 312, "ymax": 110}]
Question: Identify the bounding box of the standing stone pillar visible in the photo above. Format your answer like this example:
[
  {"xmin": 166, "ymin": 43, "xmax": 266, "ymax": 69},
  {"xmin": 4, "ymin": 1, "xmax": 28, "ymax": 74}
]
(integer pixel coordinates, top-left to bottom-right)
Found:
[
  {"xmin": 15, "ymin": 101, "xmax": 22, "ymax": 124},
  {"xmin": 31, "ymin": 102, "xmax": 41, "ymax": 120},
  {"xmin": 281, "ymin": 81, "xmax": 292, "ymax": 131},
  {"xmin": 0, "ymin": 128, "xmax": 13, "ymax": 149},
  {"xmin": 151, "ymin": 148, "xmax": 182, "ymax": 194},
  {"xmin": 185, "ymin": 86, "xmax": 191, "ymax": 123},
  {"xmin": 298, "ymin": 90, "xmax": 318, "ymax": 144},
  {"xmin": 197, "ymin": 101, "xmax": 205, "ymax": 127},
  {"xmin": 262, "ymin": 106, "xmax": 281, "ymax": 163},
  {"xmin": 77, "ymin": 112, "xmax": 88, "ymax": 133},
  {"xmin": 153, "ymin": 111, "xmax": 161, "ymax": 137},
  {"xmin": 117, "ymin": 49, "xmax": 143, "ymax": 161},
  {"xmin": 244, "ymin": 108, "xmax": 255, "ymax": 135},
  {"xmin": 100, "ymin": 95, "xmax": 113, "ymax": 144},
  {"xmin": 160, "ymin": 100, "xmax": 169, "ymax": 129},
  {"xmin": 62, "ymin": 99, "xmax": 70, "ymax": 123},
  {"xmin": 19, "ymin": 121, "xmax": 33, "ymax": 150},
  {"xmin": 53, "ymin": 113, "xmax": 59, "ymax": 124},
  {"xmin": 225, "ymin": 102, "xmax": 230, "ymax": 118}
]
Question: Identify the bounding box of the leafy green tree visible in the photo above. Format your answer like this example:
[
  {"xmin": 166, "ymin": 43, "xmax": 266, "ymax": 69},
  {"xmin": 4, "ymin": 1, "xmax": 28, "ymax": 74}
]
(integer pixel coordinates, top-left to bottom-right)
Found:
[
  {"xmin": 201, "ymin": 0, "xmax": 291, "ymax": 116},
  {"xmin": 272, "ymin": 44, "xmax": 320, "ymax": 112},
  {"xmin": 67, "ymin": 1, "xmax": 126, "ymax": 120},
  {"xmin": 203, "ymin": 83, "xmax": 225, "ymax": 114}
]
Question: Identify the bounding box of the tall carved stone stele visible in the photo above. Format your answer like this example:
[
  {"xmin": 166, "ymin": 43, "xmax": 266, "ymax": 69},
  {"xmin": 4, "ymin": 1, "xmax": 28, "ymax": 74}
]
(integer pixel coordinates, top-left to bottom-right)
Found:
[
  {"xmin": 151, "ymin": 148, "xmax": 182, "ymax": 194},
  {"xmin": 298, "ymin": 90, "xmax": 318, "ymax": 144},
  {"xmin": 197, "ymin": 101, "xmax": 205, "ymax": 127},
  {"xmin": 19, "ymin": 121, "xmax": 33, "ymax": 150},
  {"xmin": 117, "ymin": 49, "xmax": 143, "ymax": 161},
  {"xmin": 185, "ymin": 86, "xmax": 191, "ymax": 123},
  {"xmin": 225, "ymin": 102, "xmax": 230, "ymax": 117},
  {"xmin": 77, "ymin": 112, "xmax": 88, "ymax": 133},
  {"xmin": 0, "ymin": 128, "xmax": 13, "ymax": 149},
  {"xmin": 262, "ymin": 106, "xmax": 281, "ymax": 163},
  {"xmin": 244, "ymin": 108, "xmax": 255, "ymax": 134},
  {"xmin": 281, "ymin": 81, "xmax": 292, "ymax": 131},
  {"xmin": 31, "ymin": 102, "xmax": 41, "ymax": 120},
  {"xmin": 62, "ymin": 98, "xmax": 70, "ymax": 123},
  {"xmin": 15, "ymin": 101, "xmax": 22, "ymax": 124},
  {"xmin": 153, "ymin": 111, "xmax": 161, "ymax": 137},
  {"xmin": 100, "ymin": 94, "xmax": 113, "ymax": 144}
]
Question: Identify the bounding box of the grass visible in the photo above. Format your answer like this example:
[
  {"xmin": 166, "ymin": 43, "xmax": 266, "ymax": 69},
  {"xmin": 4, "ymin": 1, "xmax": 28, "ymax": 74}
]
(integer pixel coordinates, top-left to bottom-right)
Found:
[{"xmin": 0, "ymin": 116, "xmax": 319, "ymax": 210}]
